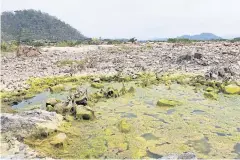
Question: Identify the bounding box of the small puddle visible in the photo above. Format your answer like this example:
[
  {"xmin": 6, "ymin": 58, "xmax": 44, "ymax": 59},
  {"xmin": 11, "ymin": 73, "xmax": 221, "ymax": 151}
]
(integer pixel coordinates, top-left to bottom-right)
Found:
[
  {"xmin": 187, "ymin": 137, "xmax": 211, "ymax": 155},
  {"xmin": 191, "ymin": 109, "xmax": 205, "ymax": 114},
  {"xmin": 12, "ymin": 92, "xmax": 49, "ymax": 109},
  {"xmin": 234, "ymin": 143, "xmax": 240, "ymax": 154},
  {"xmin": 166, "ymin": 109, "xmax": 175, "ymax": 115},
  {"xmin": 143, "ymin": 113, "xmax": 159, "ymax": 119},
  {"xmin": 215, "ymin": 132, "xmax": 232, "ymax": 136},
  {"xmin": 146, "ymin": 150, "xmax": 163, "ymax": 159},
  {"xmin": 121, "ymin": 113, "xmax": 137, "ymax": 118},
  {"xmin": 141, "ymin": 133, "xmax": 159, "ymax": 141}
]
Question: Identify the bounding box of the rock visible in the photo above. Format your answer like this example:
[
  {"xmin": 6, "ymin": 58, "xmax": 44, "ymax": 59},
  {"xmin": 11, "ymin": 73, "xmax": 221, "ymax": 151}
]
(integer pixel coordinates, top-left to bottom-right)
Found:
[
  {"xmin": 1, "ymin": 110, "xmax": 63, "ymax": 136},
  {"xmin": 76, "ymin": 106, "xmax": 94, "ymax": 120},
  {"xmin": 46, "ymin": 105, "xmax": 54, "ymax": 112},
  {"xmin": 92, "ymin": 77, "xmax": 101, "ymax": 83},
  {"xmin": 128, "ymin": 86, "xmax": 135, "ymax": 93},
  {"xmin": 157, "ymin": 99, "xmax": 181, "ymax": 107},
  {"xmin": 46, "ymin": 98, "xmax": 60, "ymax": 106},
  {"xmin": 50, "ymin": 133, "xmax": 67, "ymax": 148},
  {"xmin": 194, "ymin": 53, "xmax": 202, "ymax": 59},
  {"xmin": 91, "ymin": 82, "xmax": 104, "ymax": 89},
  {"xmin": 203, "ymin": 91, "xmax": 217, "ymax": 100},
  {"xmin": 118, "ymin": 119, "xmax": 131, "ymax": 133},
  {"xmin": 75, "ymin": 97, "xmax": 88, "ymax": 106},
  {"xmin": 178, "ymin": 152, "xmax": 197, "ymax": 159},
  {"xmin": 16, "ymin": 45, "xmax": 41, "ymax": 57},
  {"xmin": 224, "ymin": 84, "xmax": 240, "ymax": 94}
]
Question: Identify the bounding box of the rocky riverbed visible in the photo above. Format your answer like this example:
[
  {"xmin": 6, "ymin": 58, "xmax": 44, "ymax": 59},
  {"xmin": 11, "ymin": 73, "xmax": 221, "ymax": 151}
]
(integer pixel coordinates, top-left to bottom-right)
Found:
[
  {"xmin": 1, "ymin": 42, "xmax": 240, "ymax": 91},
  {"xmin": 1, "ymin": 42, "xmax": 240, "ymax": 159}
]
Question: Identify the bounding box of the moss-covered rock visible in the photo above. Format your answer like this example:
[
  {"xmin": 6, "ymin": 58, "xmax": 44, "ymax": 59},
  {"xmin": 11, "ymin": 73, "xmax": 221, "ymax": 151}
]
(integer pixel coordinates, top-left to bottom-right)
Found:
[
  {"xmin": 157, "ymin": 99, "xmax": 182, "ymax": 107},
  {"xmin": 203, "ymin": 91, "xmax": 218, "ymax": 100},
  {"xmin": 91, "ymin": 82, "xmax": 104, "ymax": 89},
  {"xmin": 46, "ymin": 98, "xmax": 61, "ymax": 107},
  {"xmin": 50, "ymin": 84, "xmax": 65, "ymax": 93},
  {"xmin": 128, "ymin": 86, "xmax": 135, "ymax": 93},
  {"xmin": 50, "ymin": 133, "xmax": 67, "ymax": 148},
  {"xmin": 46, "ymin": 105, "xmax": 54, "ymax": 112},
  {"xmin": 224, "ymin": 84, "xmax": 240, "ymax": 94},
  {"xmin": 118, "ymin": 119, "xmax": 131, "ymax": 133},
  {"xmin": 76, "ymin": 106, "xmax": 94, "ymax": 120}
]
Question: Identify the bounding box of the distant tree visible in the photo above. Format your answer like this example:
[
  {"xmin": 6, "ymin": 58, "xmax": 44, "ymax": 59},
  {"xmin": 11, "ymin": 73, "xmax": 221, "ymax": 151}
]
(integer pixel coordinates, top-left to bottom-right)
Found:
[{"xmin": 128, "ymin": 37, "xmax": 137, "ymax": 43}]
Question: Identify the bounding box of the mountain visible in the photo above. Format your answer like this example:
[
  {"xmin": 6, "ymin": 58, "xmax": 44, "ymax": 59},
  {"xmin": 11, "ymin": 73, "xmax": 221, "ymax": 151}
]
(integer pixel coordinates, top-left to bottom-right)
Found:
[
  {"xmin": 1, "ymin": 9, "xmax": 86, "ymax": 41},
  {"xmin": 178, "ymin": 33, "xmax": 222, "ymax": 40}
]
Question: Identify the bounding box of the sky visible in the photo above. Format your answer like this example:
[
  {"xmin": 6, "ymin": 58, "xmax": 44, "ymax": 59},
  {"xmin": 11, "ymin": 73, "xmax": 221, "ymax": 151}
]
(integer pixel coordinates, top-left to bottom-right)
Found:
[{"xmin": 1, "ymin": 0, "xmax": 240, "ymax": 39}]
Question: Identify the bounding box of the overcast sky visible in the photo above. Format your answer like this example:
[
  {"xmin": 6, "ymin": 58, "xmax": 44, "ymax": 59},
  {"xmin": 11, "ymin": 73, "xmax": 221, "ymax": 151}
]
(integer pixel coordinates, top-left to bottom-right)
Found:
[{"xmin": 1, "ymin": 0, "xmax": 240, "ymax": 39}]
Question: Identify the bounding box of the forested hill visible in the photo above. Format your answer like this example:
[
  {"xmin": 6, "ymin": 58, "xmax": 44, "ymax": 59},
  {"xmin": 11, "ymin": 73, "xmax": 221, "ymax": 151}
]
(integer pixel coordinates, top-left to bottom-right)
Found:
[{"xmin": 1, "ymin": 9, "xmax": 86, "ymax": 41}]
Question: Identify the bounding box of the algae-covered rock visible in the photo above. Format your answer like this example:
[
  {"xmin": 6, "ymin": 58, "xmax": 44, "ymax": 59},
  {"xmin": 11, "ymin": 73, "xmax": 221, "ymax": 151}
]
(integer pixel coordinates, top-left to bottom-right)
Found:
[
  {"xmin": 46, "ymin": 98, "xmax": 61, "ymax": 107},
  {"xmin": 105, "ymin": 87, "xmax": 119, "ymax": 98},
  {"xmin": 91, "ymin": 82, "xmax": 104, "ymax": 89},
  {"xmin": 46, "ymin": 105, "xmax": 54, "ymax": 112},
  {"xmin": 50, "ymin": 133, "xmax": 67, "ymax": 148},
  {"xmin": 76, "ymin": 106, "xmax": 94, "ymax": 120},
  {"xmin": 203, "ymin": 91, "xmax": 217, "ymax": 100},
  {"xmin": 224, "ymin": 84, "xmax": 240, "ymax": 94},
  {"xmin": 157, "ymin": 99, "xmax": 181, "ymax": 107},
  {"xmin": 205, "ymin": 87, "xmax": 214, "ymax": 92},
  {"xmin": 128, "ymin": 86, "xmax": 135, "ymax": 93},
  {"xmin": 50, "ymin": 84, "xmax": 65, "ymax": 93},
  {"xmin": 118, "ymin": 119, "xmax": 131, "ymax": 133}
]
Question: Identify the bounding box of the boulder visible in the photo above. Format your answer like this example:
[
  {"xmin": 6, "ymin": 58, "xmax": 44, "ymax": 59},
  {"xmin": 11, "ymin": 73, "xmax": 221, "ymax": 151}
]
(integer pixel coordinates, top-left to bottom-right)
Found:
[
  {"xmin": 16, "ymin": 45, "xmax": 41, "ymax": 57},
  {"xmin": 46, "ymin": 98, "xmax": 60, "ymax": 107},
  {"xmin": 1, "ymin": 110, "xmax": 63, "ymax": 136},
  {"xmin": 157, "ymin": 99, "xmax": 181, "ymax": 107}
]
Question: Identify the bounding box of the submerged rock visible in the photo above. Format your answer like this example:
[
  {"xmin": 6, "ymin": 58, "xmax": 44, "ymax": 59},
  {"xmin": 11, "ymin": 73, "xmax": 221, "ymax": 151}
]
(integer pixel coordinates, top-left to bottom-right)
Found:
[
  {"xmin": 118, "ymin": 119, "xmax": 131, "ymax": 133},
  {"xmin": 203, "ymin": 91, "xmax": 218, "ymax": 100},
  {"xmin": 157, "ymin": 99, "xmax": 181, "ymax": 107},
  {"xmin": 224, "ymin": 84, "xmax": 240, "ymax": 94}
]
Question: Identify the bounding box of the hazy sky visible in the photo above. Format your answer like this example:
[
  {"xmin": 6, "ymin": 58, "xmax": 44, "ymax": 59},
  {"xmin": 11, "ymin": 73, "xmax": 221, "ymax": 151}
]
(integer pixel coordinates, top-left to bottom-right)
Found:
[{"xmin": 1, "ymin": 0, "xmax": 240, "ymax": 39}]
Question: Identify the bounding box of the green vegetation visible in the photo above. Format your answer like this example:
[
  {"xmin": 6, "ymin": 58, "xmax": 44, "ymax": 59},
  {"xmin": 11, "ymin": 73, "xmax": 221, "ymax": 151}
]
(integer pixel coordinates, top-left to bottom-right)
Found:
[
  {"xmin": 1, "ymin": 9, "xmax": 85, "ymax": 41},
  {"xmin": 167, "ymin": 38, "xmax": 195, "ymax": 43},
  {"xmin": 55, "ymin": 59, "xmax": 86, "ymax": 67},
  {"xmin": 1, "ymin": 41, "xmax": 19, "ymax": 52}
]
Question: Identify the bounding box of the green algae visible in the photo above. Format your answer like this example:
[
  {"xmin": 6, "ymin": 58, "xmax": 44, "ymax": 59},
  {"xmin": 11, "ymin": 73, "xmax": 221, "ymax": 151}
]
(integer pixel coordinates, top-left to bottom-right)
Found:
[
  {"xmin": 118, "ymin": 119, "xmax": 131, "ymax": 133},
  {"xmin": 90, "ymin": 82, "xmax": 104, "ymax": 89},
  {"xmin": 157, "ymin": 99, "xmax": 182, "ymax": 107},
  {"xmin": 224, "ymin": 84, "xmax": 240, "ymax": 94},
  {"xmin": 2, "ymin": 72, "xmax": 240, "ymax": 158}
]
